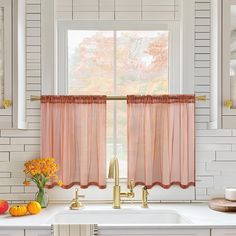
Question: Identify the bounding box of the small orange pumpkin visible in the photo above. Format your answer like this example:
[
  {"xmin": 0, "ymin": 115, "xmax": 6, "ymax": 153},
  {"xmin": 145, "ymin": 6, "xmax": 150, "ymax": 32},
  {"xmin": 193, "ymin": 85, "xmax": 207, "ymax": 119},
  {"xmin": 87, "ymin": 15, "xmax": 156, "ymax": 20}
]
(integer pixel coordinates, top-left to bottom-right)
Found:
[
  {"xmin": 9, "ymin": 205, "xmax": 27, "ymax": 217},
  {"xmin": 27, "ymin": 201, "xmax": 41, "ymax": 215}
]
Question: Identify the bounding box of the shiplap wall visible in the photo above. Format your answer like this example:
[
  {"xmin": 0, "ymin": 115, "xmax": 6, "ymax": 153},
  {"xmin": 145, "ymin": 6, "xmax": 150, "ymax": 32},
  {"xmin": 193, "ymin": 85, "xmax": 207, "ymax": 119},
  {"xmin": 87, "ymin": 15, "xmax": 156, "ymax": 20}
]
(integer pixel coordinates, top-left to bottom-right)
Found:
[
  {"xmin": 0, "ymin": 0, "xmax": 234, "ymax": 202},
  {"xmin": 56, "ymin": 0, "xmax": 180, "ymax": 21}
]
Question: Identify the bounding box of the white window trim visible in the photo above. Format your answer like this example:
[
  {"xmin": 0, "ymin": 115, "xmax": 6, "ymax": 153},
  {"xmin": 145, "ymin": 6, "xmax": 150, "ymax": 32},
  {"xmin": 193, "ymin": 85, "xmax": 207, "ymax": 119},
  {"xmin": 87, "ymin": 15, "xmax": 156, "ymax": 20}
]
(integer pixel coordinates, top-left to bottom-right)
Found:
[
  {"xmin": 57, "ymin": 20, "xmax": 181, "ymax": 95},
  {"xmin": 41, "ymin": 0, "xmax": 57, "ymax": 95}
]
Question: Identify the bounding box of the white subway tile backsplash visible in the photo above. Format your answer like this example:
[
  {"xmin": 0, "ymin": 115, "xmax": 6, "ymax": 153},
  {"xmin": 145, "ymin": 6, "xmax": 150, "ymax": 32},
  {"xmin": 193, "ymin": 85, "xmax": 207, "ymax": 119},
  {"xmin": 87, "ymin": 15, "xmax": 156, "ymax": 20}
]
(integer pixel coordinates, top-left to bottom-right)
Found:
[
  {"xmin": 195, "ymin": 53, "xmax": 210, "ymax": 61},
  {"xmin": 26, "ymin": 4, "xmax": 41, "ymax": 13},
  {"xmin": 207, "ymin": 161, "xmax": 236, "ymax": 172},
  {"xmin": 196, "ymin": 123, "xmax": 208, "ymax": 130},
  {"xmin": 216, "ymin": 152, "xmax": 236, "ymax": 161},
  {"xmin": 195, "ymin": 77, "xmax": 210, "ymax": 85},
  {"xmin": 115, "ymin": 0, "xmax": 141, "ymax": 12},
  {"xmin": 27, "ymin": 37, "xmax": 41, "ymax": 46},
  {"xmin": 25, "ymin": 145, "xmax": 40, "ymax": 152},
  {"xmin": 197, "ymin": 137, "xmax": 236, "ymax": 144},
  {"xmin": 195, "ymin": 3, "xmax": 210, "ymax": 10},
  {"xmin": 27, "ymin": 109, "xmax": 40, "ymax": 116},
  {"xmin": 11, "ymin": 138, "xmax": 40, "ymax": 145},
  {"xmin": 195, "ymin": 85, "xmax": 210, "ymax": 92},
  {"xmin": 100, "ymin": 0, "xmax": 114, "ymax": 11},
  {"xmin": 195, "ymin": 11, "xmax": 210, "ymax": 18},
  {"xmin": 0, "ymin": 193, "xmax": 35, "ymax": 201},
  {"xmin": 196, "ymin": 151, "xmax": 215, "ymax": 162},
  {"xmin": 27, "ymin": 46, "xmax": 41, "ymax": 53},
  {"xmin": 0, "ymin": 152, "xmax": 10, "ymax": 162},
  {"xmin": 10, "ymin": 152, "xmax": 40, "ymax": 162},
  {"xmin": 0, "ymin": 145, "xmax": 24, "ymax": 152},
  {"xmin": 0, "ymin": 172, "xmax": 11, "ymax": 178},
  {"xmin": 196, "ymin": 176, "xmax": 214, "ymax": 188},
  {"xmin": 73, "ymin": 12, "xmax": 99, "ymax": 20},
  {"xmin": 195, "ymin": 39, "xmax": 210, "ymax": 47},
  {"xmin": 142, "ymin": 0, "xmax": 175, "ymax": 5},
  {"xmin": 27, "ymin": 28, "xmax": 40, "ymax": 36},
  {"xmin": 27, "ymin": 123, "xmax": 40, "ymax": 130},
  {"xmin": 27, "ymin": 77, "xmax": 41, "ymax": 84},
  {"xmin": 27, "ymin": 0, "xmax": 40, "ymax": 4},
  {"xmin": 57, "ymin": 0, "xmax": 72, "ymax": 12},
  {"xmin": 0, "ymin": 186, "xmax": 10, "ymax": 193},
  {"xmin": 115, "ymin": 12, "xmax": 142, "ymax": 20},
  {"xmin": 11, "ymin": 186, "xmax": 25, "ymax": 193},
  {"xmin": 0, "ymin": 0, "xmax": 234, "ymax": 202},
  {"xmin": 1, "ymin": 130, "xmax": 40, "ymax": 137},
  {"xmin": 196, "ymin": 129, "xmax": 232, "ymax": 136},
  {"xmin": 57, "ymin": 11, "xmax": 72, "ymax": 20},
  {"xmin": 99, "ymin": 12, "xmax": 114, "ymax": 20},
  {"xmin": 196, "ymin": 116, "xmax": 210, "ymax": 123},
  {"xmin": 143, "ymin": 12, "xmax": 175, "ymax": 20},
  {"xmin": 196, "ymin": 144, "xmax": 232, "ymax": 151},
  {"xmin": 26, "ymin": 116, "xmax": 40, "ymax": 123},
  {"xmin": 195, "ymin": 18, "xmax": 211, "ymax": 26},
  {"xmin": 26, "ymin": 13, "xmax": 40, "ymax": 21},
  {"xmin": 27, "ymin": 20, "xmax": 40, "ymax": 27}
]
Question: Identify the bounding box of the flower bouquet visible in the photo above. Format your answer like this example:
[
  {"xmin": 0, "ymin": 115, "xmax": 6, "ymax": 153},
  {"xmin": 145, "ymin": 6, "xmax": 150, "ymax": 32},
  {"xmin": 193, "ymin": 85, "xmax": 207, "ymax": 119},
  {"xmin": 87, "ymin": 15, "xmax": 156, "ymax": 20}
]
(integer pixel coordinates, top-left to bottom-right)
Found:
[{"xmin": 23, "ymin": 157, "xmax": 62, "ymax": 208}]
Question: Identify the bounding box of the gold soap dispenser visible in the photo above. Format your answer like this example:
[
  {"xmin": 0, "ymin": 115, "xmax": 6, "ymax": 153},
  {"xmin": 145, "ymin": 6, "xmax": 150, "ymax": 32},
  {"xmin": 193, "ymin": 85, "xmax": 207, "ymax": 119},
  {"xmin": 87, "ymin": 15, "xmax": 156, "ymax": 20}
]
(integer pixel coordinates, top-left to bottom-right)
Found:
[{"xmin": 141, "ymin": 186, "xmax": 149, "ymax": 208}]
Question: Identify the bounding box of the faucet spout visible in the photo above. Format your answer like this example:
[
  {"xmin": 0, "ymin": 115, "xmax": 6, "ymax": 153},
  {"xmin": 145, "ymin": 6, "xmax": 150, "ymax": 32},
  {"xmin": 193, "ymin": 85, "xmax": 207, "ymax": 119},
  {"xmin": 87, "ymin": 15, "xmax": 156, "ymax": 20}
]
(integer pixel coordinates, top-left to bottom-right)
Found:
[{"xmin": 108, "ymin": 158, "xmax": 119, "ymax": 186}]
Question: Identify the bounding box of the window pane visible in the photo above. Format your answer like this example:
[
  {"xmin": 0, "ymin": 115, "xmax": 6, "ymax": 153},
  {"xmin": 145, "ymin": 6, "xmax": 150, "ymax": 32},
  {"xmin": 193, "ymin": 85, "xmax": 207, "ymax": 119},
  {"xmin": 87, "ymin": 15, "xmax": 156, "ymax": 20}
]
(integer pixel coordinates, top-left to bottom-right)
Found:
[
  {"xmin": 116, "ymin": 31, "xmax": 169, "ymax": 95},
  {"xmin": 68, "ymin": 30, "xmax": 114, "ymax": 95},
  {"xmin": 115, "ymin": 31, "xmax": 169, "ymax": 174},
  {"xmin": 67, "ymin": 30, "xmax": 169, "ymax": 178}
]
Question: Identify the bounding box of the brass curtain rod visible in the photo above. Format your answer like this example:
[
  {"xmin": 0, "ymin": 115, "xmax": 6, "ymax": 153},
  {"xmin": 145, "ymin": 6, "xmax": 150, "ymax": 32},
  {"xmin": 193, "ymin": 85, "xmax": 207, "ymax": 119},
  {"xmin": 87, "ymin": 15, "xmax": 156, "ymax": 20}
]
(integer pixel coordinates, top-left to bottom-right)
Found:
[{"xmin": 30, "ymin": 95, "xmax": 207, "ymax": 101}]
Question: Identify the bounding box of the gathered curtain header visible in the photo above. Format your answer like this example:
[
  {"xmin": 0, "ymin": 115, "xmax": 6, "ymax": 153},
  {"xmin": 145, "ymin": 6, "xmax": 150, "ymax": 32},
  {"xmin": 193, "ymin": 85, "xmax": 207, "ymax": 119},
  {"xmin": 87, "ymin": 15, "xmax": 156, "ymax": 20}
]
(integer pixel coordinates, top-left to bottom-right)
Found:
[
  {"xmin": 40, "ymin": 95, "xmax": 107, "ymax": 104},
  {"xmin": 127, "ymin": 95, "xmax": 195, "ymax": 104}
]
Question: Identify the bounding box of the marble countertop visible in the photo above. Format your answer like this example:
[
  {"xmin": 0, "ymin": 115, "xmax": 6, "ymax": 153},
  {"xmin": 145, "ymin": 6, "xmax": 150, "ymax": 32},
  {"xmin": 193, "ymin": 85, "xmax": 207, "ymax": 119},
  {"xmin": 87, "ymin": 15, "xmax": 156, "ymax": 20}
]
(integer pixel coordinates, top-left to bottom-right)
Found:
[{"xmin": 0, "ymin": 203, "xmax": 236, "ymax": 229}]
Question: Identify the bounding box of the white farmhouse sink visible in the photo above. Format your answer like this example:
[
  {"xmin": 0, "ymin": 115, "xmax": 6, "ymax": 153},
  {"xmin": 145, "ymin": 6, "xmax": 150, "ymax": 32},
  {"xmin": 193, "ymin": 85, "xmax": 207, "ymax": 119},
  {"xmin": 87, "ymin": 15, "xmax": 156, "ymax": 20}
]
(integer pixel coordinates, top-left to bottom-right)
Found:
[{"xmin": 49, "ymin": 209, "xmax": 192, "ymax": 225}]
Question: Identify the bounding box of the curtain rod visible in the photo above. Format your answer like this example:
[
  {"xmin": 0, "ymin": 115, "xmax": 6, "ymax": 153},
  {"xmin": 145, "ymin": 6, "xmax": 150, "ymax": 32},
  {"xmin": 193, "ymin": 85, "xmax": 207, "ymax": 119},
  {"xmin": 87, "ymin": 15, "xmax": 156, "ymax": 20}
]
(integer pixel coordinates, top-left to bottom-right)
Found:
[{"xmin": 30, "ymin": 95, "xmax": 207, "ymax": 101}]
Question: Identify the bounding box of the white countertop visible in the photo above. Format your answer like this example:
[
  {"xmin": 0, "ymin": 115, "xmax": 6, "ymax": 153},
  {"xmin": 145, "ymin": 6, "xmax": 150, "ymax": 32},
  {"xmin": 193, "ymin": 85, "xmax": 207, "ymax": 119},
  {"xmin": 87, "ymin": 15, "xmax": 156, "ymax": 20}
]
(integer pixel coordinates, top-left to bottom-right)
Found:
[{"xmin": 0, "ymin": 203, "xmax": 236, "ymax": 229}]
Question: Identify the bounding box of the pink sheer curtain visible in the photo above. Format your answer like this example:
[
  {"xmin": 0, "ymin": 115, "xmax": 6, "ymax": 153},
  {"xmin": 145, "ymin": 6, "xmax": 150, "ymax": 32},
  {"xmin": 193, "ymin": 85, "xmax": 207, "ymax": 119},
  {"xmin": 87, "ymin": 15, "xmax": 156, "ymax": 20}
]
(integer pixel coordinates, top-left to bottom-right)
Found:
[
  {"xmin": 127, "ymin": 95, "xmax": 195, "ymax": 189},
  {"xmin": 40, "ymin": 96, "xmax": 107, "ymax": 189}
]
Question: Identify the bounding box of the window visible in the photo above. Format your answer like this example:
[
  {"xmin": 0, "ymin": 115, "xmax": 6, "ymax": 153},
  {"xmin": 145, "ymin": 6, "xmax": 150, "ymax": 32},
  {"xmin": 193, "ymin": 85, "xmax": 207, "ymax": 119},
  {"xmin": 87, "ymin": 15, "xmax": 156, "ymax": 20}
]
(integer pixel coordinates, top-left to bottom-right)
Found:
[{"xmin": 58, "ymin": 21, "xmax": 180, "ymax": 177}]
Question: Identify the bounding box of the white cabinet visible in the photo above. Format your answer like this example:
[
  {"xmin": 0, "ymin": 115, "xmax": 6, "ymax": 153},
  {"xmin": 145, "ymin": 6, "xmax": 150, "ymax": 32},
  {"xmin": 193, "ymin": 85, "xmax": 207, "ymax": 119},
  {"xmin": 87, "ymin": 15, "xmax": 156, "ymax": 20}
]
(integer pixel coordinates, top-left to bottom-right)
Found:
[
  {"xmin": 99, "ymin": 228, "xmax": 210, "ymax": 236},
  {"xmin": 25, "ymin": 230, "xmax": 51, "ymax": 236},
  {"xmin": 212, "ymin": 229, "xmax": 236, "ymax": 236},
  {"xmin": 0, "ymin": 0, "xmax": 13, "ymax": 128},
  {"xmin": 0, "ymin": 0, "xmax": 26, "ymax": 129},
  {"xmin": 0, "ymin": 230, "xmax": 24, "ymax": 236},
  {"xmin": 222, "ymin": 0, "xmax": 236, "ymax": 128}
]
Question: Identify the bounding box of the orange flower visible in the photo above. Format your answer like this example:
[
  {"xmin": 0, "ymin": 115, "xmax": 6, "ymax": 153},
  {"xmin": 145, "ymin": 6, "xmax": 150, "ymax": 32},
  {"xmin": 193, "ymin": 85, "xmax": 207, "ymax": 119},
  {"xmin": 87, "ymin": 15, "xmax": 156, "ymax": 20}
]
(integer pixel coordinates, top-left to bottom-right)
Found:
[
  {"xmin": 23, "ymin": 157, "xmax": 60, "ymax": 188},
  {"xmin": 23, "ymin": 180, "xmax": 31, "ymax": 186}
]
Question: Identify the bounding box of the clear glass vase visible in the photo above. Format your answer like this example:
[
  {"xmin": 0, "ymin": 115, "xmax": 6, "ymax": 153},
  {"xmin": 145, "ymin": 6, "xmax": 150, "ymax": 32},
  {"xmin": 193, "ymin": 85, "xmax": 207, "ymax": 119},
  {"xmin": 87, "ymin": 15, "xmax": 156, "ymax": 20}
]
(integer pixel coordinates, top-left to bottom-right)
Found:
[{"xmin": 35, "ymin": 187, "xmax": 48, "ymax": 208}]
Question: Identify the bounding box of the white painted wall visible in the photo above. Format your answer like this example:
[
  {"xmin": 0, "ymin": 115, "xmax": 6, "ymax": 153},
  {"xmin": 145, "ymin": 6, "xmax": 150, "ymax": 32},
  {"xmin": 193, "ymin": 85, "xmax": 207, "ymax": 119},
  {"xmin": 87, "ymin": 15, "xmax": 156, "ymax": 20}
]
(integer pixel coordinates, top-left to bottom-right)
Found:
[{"xmin": 0, "ymin": 0, "xmax": 233, "ymax": 203}]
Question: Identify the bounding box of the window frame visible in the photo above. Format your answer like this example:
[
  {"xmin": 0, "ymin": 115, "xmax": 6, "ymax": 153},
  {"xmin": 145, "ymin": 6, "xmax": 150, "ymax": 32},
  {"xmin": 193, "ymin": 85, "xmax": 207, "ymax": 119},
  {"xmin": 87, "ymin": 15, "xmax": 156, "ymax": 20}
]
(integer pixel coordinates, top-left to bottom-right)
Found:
[{"xmin": 57, "ymin": 20, "xmax": 181, "ymax": 95}]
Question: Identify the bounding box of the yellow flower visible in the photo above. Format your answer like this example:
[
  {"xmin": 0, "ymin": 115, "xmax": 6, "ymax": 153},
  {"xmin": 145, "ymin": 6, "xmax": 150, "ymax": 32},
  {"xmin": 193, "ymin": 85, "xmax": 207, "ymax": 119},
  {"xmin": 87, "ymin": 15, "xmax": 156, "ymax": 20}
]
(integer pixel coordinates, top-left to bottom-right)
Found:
[{"xmin": 58, "ymin": 180, "xmax": 63, "ymax": 187}]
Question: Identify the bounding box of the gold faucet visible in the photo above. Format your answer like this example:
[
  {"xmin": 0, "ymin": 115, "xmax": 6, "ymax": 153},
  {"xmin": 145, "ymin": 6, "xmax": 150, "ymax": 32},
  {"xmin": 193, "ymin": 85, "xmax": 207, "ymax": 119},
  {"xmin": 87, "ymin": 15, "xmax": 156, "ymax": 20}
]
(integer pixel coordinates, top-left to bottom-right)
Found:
[
  {"xmin": 70, "ymin": 188, "xmax": 85, "ymax": 210},
  {"xmin": 141, "ymin": 186, "xmax": 149, "ymax": 208},
  {"xmin": 108, "ymin": 158, "xmax": 135, "ymax": 209}
]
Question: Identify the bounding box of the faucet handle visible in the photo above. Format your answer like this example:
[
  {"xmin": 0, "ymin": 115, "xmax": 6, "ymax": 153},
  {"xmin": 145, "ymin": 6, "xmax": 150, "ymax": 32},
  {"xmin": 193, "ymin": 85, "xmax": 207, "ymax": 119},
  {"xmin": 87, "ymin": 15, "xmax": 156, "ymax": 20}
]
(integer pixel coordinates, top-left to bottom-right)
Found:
[
  {"xmin": 75, "ymin": 188, "xmax": 85, "ymax": 199},
  {"xmin": 128, "ymin": 179, "xmax": 135, "ymax": 191}
]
